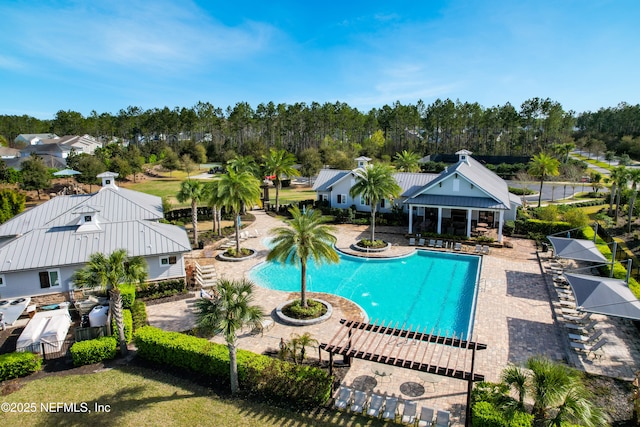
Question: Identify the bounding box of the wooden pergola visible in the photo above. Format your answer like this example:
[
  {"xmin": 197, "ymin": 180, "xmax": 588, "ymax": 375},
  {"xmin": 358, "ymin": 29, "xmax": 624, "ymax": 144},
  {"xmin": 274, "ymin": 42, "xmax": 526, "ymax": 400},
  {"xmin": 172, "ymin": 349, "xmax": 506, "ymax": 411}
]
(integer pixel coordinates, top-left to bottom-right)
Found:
[{"xmin": 320, "ymin": 319, "xmax": 487, "ymax": 427}]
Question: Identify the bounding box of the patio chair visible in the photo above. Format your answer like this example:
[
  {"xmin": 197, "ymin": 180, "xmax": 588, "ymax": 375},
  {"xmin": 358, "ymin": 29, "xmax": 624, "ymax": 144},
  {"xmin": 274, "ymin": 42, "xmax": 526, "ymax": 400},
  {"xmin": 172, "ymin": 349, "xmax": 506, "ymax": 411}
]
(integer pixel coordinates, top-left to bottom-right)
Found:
[
  {"xmin": 474, "ymin": 244, "xmax": 482, "ymax": 253},
  {"xmin": 435, "ymin": 410, "xmax": 451, "ymax": 427},
  {"xmin": 350, "ymin": 390, "xmax": 367, "ymax": 413},
  {"xmin": 568, "ymin": 328, "xmax": 603, "ymax": 344},
  {"xmin": 481, "ymin": 245, "xmax": 490, "ymax": 255},
  {"xmin": 382, "ymin": 396, "xmax": 398, "ymax": 421},
  {"xmin": 571, "ymin": 337, "xmax": 607, "ymax": 358},
  {"xmin": 417, "ymin": 406, "xmax": 435, "ymax": 427},
  {"xmin": 453, "ymin": 242, "xmax": 462, "ymax": 251},
  {"xmin": 333, "ymin": 385, "xmax": 352, "ymax": 410},
  {"xmin": 563, "ymin": 312, "xmax": 593, "ymax": 324},
  {"xmin": 366, "ymin": 393, "xmax": 384, "ymax": 417},
  {"xmin": 428, "ymin": 239, "xmax": 436, "ymax": 247},
  {"xmin": 409, "ymin": 237, "xmax": 416, "ymax": 245},
  {"xmin": 418, "ymin": 238, "xmax": 426, "ymax": 246},
  {"xmin": 401, "ymin": 401, "xmax": 417, "ymax": 424},
  {"xmin": 435, "ymin": 240, "xmax": 443, "ymax": 248},
  {"xmin": 564, "ymin": 319, "xmax": 597, "ymax": 333}
]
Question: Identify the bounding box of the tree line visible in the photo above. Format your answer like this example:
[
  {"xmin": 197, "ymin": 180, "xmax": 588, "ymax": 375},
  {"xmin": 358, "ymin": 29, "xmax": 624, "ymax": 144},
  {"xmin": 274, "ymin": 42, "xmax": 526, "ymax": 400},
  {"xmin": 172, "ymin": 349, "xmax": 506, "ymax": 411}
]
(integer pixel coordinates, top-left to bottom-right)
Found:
[{"xmin": 1, "ymin": 99, "xmax": 639, "ymax": 161}]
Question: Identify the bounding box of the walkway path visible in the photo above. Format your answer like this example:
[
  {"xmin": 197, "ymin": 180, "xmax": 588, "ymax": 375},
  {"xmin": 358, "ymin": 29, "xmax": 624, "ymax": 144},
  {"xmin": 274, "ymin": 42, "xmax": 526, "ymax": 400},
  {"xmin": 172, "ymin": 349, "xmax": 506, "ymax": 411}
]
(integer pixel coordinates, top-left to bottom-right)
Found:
[{"xmin": 147, "ymin": 209, "xmax": 640, "ymax": 425}]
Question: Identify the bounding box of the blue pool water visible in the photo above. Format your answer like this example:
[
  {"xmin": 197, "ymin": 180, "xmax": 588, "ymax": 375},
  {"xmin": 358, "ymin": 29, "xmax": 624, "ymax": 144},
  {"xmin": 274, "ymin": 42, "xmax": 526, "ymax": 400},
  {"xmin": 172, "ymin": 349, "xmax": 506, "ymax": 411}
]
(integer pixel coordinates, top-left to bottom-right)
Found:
[{"xmin": 249, "ymin": 249, "xmax": 481, "ymax": 338}]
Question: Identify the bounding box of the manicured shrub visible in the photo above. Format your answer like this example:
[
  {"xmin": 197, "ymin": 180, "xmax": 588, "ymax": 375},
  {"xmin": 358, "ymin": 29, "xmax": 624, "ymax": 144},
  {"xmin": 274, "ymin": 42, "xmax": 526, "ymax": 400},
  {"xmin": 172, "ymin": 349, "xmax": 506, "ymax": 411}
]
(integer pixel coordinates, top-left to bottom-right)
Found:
[
  {"xmin": 131, "ymin": 300, "xmax": 148, "ymax": 330},
  {"xmin": 119, "ymin": 283, "xmax": 136, "ymax": 309},
  {"xmin": 134, "ymin": 326, "xmax": 332, "ymax": 406},
  {"xmin": 69, "ymin": 336, "xmax": 117, "ymax": 367},
  {"xmin": 0, "ymin": 351, "xmax": 42, "ymax": 381},
  {"xmin": 111, "ymin": 309, "xmax": 133, "ymax": 344},
  {"xmin": 137, "ymin": 279, "xmax": 186, "ymax": 299}
]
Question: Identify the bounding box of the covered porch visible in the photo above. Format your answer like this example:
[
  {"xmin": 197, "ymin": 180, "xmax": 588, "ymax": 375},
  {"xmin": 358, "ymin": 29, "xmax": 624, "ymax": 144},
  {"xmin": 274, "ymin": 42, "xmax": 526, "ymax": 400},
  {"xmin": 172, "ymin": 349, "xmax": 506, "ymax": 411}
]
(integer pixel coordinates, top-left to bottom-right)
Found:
[{"xmin": 406, "ymin": 199, "xmax": 507, "ymax": 243}]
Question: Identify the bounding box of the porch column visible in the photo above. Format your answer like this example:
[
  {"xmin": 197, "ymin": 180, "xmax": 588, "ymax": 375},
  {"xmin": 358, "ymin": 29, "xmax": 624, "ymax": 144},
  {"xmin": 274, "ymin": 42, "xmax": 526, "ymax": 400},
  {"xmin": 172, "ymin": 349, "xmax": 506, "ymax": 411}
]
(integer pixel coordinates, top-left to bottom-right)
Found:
[
  {"xmin": 408, "ymin": 204, "xmax": 414, "ymax": 234},
  {"xmin": 437, "ymin": 206, "xmax": 442, "ymax": 234},
  {"xmin": 497, "ymin": 210, "xmax": 504, "ymax": 243},
  {"xmin": 466, "ymin": 208, "xmax": 472, "ymax": 239}
]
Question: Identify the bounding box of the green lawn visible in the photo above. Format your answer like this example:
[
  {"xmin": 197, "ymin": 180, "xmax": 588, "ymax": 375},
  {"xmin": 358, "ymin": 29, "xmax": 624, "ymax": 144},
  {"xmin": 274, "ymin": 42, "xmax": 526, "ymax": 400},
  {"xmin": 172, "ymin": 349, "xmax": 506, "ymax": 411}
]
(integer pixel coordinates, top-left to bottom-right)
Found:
[{"xmin": 1, "ymin": 366, "xmax": 387, "ymax": 426}]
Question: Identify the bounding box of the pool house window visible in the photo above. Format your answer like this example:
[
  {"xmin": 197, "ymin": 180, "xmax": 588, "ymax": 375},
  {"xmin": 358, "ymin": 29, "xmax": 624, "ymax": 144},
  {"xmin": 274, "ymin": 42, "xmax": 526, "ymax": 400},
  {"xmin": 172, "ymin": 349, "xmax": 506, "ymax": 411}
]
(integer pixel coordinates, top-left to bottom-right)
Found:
[
  {"xmin": 0, "ymin": 275, "xmax": 5, "ymax": 287},
  {"xmin": 39, "ymin": 269, "xmax": 61, "ymax": 288},
  {"xmin": 337, "ymin": 194, "xmax": 347, "ymax": 205},
  {"xmin": 160, "ymin": 256, "xmax": 177, "ymax": 266}
]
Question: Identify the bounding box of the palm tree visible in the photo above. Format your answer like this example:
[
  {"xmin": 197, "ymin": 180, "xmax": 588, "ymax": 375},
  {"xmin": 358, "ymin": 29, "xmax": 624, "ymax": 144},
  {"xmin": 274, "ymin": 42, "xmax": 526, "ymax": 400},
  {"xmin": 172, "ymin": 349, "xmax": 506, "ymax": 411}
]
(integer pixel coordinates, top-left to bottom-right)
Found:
[
  {"xmin": 394, "ymin": 150, "xmax": 421, "ymax": 172},
  {"xmin": 290, "ymin": 332, "xmax": 318, "ymax": 364},
  {"xmin": 262, "ymin": 148, "xmax": 300, "ymax": 212},
  {"xmin": 176, "ymin": 179, "xmax": 207, "ymax": 245},
  {"xmin": 72, "ymin": 249, "xmax": 148, "ymax": 356},
  {"xmin": 216, "ymin": 169, "xmax": 261, "ymax": 254},
  {"xmin": 501, "ymin": 356, "xmax": 608, "ymax": 426},
  {"xmin": 226, "ymin": 155, "xmax": 260, "ymax": 178},
  {"xmin": 609, "ymin": 166, "xmax": 629, "ymax": 219},
  {"xmin": 627, "ymin": 168, "xmax": 640, "ymax": 232},
  {"xmin": 207, "ymin": 179, "xmax": 223, "ymax": 236},
  {"xmin": 528, "ymin": 152, "xmax": 560, "ymax": 207},
  {"xmin": 267, "ymin": 206, "xmax": 338, "ymax": 308},
  {"xmin": 194, "ymin": 278, "xmax": 264, "ymax": 394},
  {"xmin": 349, "ymin": 163, "xmax": 401, "ymax": 241}
]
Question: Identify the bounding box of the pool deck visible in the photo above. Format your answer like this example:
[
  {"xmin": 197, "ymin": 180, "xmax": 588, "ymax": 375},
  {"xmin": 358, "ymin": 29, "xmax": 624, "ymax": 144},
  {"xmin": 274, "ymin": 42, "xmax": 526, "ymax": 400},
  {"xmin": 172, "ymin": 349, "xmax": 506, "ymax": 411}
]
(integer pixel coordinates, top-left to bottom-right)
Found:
[{"xmin": 147, "ymin": 209, "xmax": 640, "ymax": 426}]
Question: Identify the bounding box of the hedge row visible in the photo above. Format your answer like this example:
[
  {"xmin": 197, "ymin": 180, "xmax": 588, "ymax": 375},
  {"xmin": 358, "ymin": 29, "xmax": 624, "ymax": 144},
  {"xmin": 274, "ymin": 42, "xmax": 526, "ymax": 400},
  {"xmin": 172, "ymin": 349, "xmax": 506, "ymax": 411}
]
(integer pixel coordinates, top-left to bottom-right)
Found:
[
  {"xmin": 69, "ymin": 336, "xmax": 118, "ymax": 367},
  {"xmin": 0, "ymin": 351, "xmax": 42, "ymax": 381},
  {"xmin": 137, "ymin": 279, "xmax": 186, "ymax": 299},
  {"xmin": 134, "ymin": 326, "xmax": 332, "ymax": 406},
  {"xmin": 514, "ymin": 219, "xmax": 576, "ymax": 237},
  {"xmin": 131, "ymin": 300, "xmax": 148, "ymax": 330},
  {"xmin": 120, "ymin": 283, "xmax": 136, "ymax": 309},
  {"xmin": 472, "ymin": 401, "xmax": 533, "ymax": 427}
]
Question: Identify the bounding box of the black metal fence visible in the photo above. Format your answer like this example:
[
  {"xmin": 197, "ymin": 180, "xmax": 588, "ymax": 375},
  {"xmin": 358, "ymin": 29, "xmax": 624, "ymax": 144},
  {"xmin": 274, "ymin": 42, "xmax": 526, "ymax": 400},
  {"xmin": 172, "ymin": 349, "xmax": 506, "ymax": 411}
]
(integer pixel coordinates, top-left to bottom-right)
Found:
[
  {"xmin": 596, "ymin": 225, "xmax": 640, "ymax": 277},
  {"xmin": 19, "ymin": 338, "xmax": 74, "ymax": 362}
]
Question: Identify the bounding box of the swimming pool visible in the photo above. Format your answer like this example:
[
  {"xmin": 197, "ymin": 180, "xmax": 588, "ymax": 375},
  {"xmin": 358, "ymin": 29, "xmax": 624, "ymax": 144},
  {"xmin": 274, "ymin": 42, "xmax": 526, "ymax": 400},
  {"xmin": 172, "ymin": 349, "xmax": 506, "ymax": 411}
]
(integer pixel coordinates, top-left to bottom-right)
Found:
[{"xmin": 249, "ymin": 249, "xmax": 481, "ymax": 338}]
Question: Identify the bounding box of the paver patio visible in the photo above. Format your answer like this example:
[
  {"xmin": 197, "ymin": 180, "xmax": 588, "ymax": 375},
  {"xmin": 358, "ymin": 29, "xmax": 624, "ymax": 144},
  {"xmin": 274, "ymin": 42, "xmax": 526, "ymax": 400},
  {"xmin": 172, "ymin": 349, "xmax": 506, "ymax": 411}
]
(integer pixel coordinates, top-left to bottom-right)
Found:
[{"xmin": 147, "ymin": 209, "xmax": 640, "ymax": 425}]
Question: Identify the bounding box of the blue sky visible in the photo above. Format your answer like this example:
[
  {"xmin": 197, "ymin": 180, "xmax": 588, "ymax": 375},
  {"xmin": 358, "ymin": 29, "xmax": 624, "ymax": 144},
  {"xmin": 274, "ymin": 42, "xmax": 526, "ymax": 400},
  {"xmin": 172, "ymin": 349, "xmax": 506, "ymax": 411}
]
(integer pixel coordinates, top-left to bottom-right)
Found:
[{"xmin": 1, "ymin": 0, "xmax": 638, "ymax": 120}]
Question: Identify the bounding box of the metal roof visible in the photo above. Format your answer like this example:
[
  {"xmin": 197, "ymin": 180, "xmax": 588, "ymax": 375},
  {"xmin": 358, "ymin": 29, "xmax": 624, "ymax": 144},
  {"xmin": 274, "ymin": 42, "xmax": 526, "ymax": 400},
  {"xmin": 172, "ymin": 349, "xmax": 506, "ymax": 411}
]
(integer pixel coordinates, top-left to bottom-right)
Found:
[
  {"xmin": 0, "ymin": 220, "xmax": 191, "ymax": 272},
  {"xmin": 312, "ymin": 169, "xmax": 350, "ymax": 191},
  {"xmin": 404, "ymin": 194, "xmax": 507, "ymax": 210}
]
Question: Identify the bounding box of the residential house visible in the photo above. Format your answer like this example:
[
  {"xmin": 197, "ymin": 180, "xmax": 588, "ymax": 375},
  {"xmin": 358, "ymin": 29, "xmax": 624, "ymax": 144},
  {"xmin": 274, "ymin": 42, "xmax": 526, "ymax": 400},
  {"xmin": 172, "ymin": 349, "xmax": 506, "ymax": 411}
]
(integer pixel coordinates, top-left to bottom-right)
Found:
[
  {"xmin": 0, "ymin": 172, "xmax": 191, "ymax": 301},
  {"xmin": 14, "ymin": 133, "xmax": 58, "ymax": 146},
  {"xmin": 40, "ymin": 134, "xmax": 103, "ymax": 155},
  {"xmin": 312, "ymin": 150, "xmax": 520, "ymax": 243}
]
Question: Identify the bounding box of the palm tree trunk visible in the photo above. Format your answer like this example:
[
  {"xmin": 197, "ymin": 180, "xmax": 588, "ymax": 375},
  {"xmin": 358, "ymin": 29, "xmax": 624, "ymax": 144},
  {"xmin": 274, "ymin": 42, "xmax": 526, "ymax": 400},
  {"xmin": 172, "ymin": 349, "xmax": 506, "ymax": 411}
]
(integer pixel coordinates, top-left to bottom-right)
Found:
[
  {"xmin": 609, "ymin": 184, "xmax": 617, "ymax": 215},
  {"xmin": 616, "ymin": 187, "xmax": 623, "ymax": 219},
  {"xmin": 110, "ymin": 288, "xmax": 128, "ymax": 356},
  {"xmin": 538, "ymin": 177, "xmax": 544, "ymax": 207},
  {"xmin": 234, "ymin": 213, "xmax": 241, "ymax": 254},
  {"xmin": 629, "ymin": 189, "xmax": 637, "ymax": 232},
  {"xmin": 275, "ymin": 181, "xmax": 281, "ymax": 212},
  {"xmin": 370, "ymin": 205, "xmax": 377, "ymax": 241},
  {"xmin": 191, "ymin": 200, "xmax": 198, "ymax": 244},
  {"xmin": 300, "ymin": 260, "xmax": 308, "ymax": 308},
  {"xmin": 216, "ymin": 208, "xmax": 222, "ymax": 236},
  {"xmin": 228, "ymin": 342, "xmax": 239, "ymax": 394}
]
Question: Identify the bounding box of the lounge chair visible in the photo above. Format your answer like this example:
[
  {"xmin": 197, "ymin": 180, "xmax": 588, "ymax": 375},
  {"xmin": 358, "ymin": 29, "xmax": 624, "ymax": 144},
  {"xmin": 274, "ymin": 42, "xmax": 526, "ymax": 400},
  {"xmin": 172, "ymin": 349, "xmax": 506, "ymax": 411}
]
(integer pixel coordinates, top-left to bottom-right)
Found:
[
  {"xmin": 382, "ymin": 396, "xmax": 398, "ymax": 421},
  {"xmin": 428, "ymin": 239, "xmax": 436, "ymax": 247},
  {"xmin": 568, "ymin": 329, "xmax": 603, "ymax": 344},
  {"xmin": 571, "ymin": 338, "xmax": 607, "ymax": 358},
  {"xmin": 435, "ymin": 240, "xmax": 443, "ymax": 248},
  {"xmin": 401, "ymin": 401, "xmax": 417, "ymax": 424},
  {"xmin": 350, "ymin": 390, "xmax": 367, "ymax": 413},
  {"xmin": 333, "ymin": 385, "xmax": 352, "ymax": 410},
  {"xmin": 435, "ymin": 410, "xmax": 451, "ymax": 427},
  {"xmin": 366, "ymin": 393, "xmax": 384, "ymax": 417},
  {"xmin": 474, "ymin": 244, "xmax": 482, "ymax": 253},
  {"xmin": 453, "ymin": 242, "xmax": 462, "ymax": 251},
  {"xmin": 418, "ymin": 238, "xmax": 426, "ymax": 246},
  {"xmin": 563, "ymin": 312, "xmax": 592, "ymax": 324},
  {"xmin": 564, "ymin": 319, "xmax": 597, "ymax": 333},
  {"xmin": 481, "ymin": 245, "xmax": 490, "ymax": 255},
  {"xmin": 417, "ymin": 406, "xmax": 435, "ymax": 427},
  {"xmin": 409, "ymin": 237, "xmax": 416, "ymax": 245}
]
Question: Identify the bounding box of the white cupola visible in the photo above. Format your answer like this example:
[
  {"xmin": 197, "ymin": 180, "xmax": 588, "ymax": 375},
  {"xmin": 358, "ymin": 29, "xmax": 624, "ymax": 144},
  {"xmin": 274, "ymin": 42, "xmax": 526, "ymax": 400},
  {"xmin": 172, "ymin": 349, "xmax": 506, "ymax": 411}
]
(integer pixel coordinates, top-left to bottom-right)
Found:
[
  {"xmin": 96, "ymin": 171, "xmax": 119, "ymax": 190},
  {"xmin": 354, "ymin": 156, "xmax": 371, "ymax": 169},
  {"xmin": 456, "ymin": 149, "xmax": 473, "ymax": 164}
]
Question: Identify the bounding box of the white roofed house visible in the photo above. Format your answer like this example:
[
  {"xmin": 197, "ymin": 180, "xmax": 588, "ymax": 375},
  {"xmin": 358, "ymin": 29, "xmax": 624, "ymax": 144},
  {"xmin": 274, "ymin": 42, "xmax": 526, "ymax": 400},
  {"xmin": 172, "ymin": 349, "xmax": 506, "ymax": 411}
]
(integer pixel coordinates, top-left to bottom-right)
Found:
[
  {"xmin": 312, "ymin": 150, "xmax": 520, "ymax": 243},
  {"xmin": 0, "ymin": 172, "xmax": 192, "ymax": 302}
]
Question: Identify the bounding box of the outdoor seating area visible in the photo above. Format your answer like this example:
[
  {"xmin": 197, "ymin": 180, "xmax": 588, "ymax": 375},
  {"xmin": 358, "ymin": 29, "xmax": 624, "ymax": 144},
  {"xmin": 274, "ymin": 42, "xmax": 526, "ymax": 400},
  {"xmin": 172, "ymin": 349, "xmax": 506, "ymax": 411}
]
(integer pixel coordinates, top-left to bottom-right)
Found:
[{"xmin": 333, "ymin": 385, "xmax": 451, "ymax": 425}]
